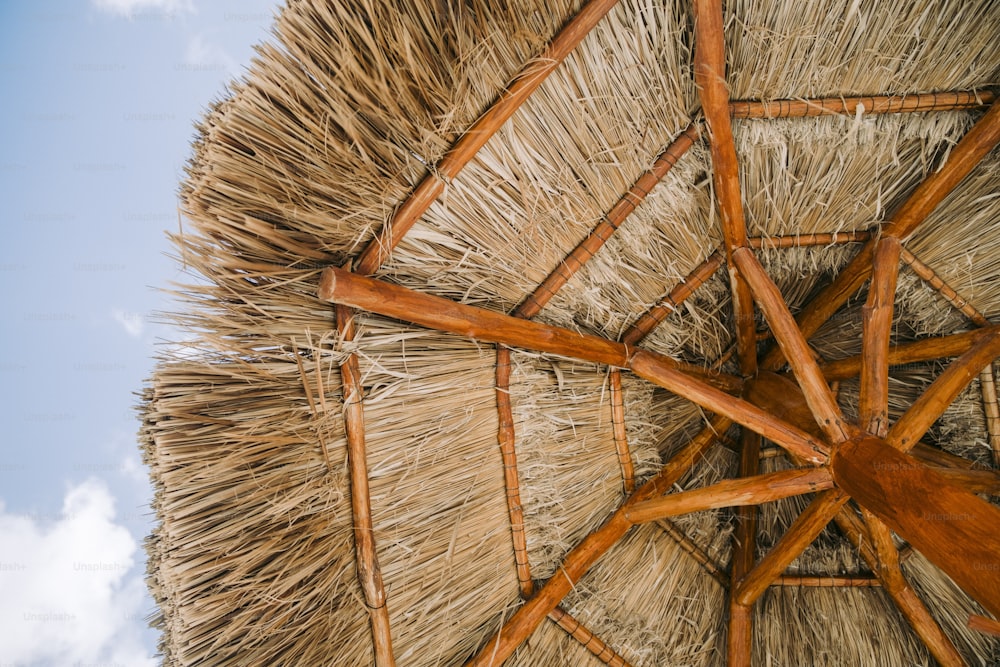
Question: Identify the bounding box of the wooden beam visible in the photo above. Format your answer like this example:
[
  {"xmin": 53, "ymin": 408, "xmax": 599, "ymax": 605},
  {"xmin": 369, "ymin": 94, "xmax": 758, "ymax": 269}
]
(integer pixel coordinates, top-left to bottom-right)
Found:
[
  {"xmin": 748, "ymin": 231, "xmax": 870, "ymax": 249},
  {"xmin": 968, "ymin": 614, "xmax": 1000, "ymax": 638},
  {"xmin": 319, "ymin": 268, "xmax": 828, "ymax": 464},
  {"xmin": 861, "ymin": 510, "xmax": 965, "ymax": 667},
  {"xmin": 980, "ymin": 363, "xmax": 1000, "ymax": 467},
  {"xmin": 336, "ymin": 307, "xmax": 396, "ymax": 666},
  {"xmin": 549, "ymin": 606, "xmax": 633, "ymax": 667},
  {"xmin": 933, "ymin": 467, "xmax": 1000, "ymax": 496},
  {"xmin": 693, "ymin": 0, "xmax": 756, "ymax": 377},
  {"xmin": 655, "ymin": 518, "xmax": 729, "ymax": 588},
  {"xmin": 860, "ymin": 237, "xmax": 901, "ymax": 437},
  {"xmin": 733, "ymin": 247, "xmax": 849, "ymax": 443},
  {"xmin": 734, "ymin": 489, "xmax": 850, "ymax": 606},
  {"xmin": 625, "ymin": 467, "xmax": 833, "ymax": 524},
  {"xmin": 517, "ymin": 124, "xmax": 700, "ymax": 319},
  {"xmin": 730, "ymin": 90, "xmax": 996, "ymax": 119},
  {"xmin": 728, "ymin": 431, "xmax": 760, "ymax": 667},
  {"xmin": 831, "ymin": 436, "xmax": 1000, "ymax": 618},
  {"xmin": 762, "ymin": 101, "xmax": 1000, "ymax": 371},
  {"xmin": 772, "ymin": 576, "xmax": 881, "ymax": 587},
  {"xmin": 609, "ymin": 369, "xmax": 635, "ymax": 493},
  {"xmin": 909, "ymin": 441, "xmax": 985, "ymax": 471},
  {"xmin": 900, "ymin": 247, "xmax": 990, "ymax": 327},
  {"xmin": 820, "ymin": 328, "xmax": 994, "ymax": 382},
  {"xmin": 465, "ymin": 417, "xmax": 731, "ymax": 667},
  {"xmin": 353, "ymin": 0, "xmax": 621, "ymax": 275},
  {"xmin": 887, "ymin": 329, "xmax": 1000, "ymax": 451}
]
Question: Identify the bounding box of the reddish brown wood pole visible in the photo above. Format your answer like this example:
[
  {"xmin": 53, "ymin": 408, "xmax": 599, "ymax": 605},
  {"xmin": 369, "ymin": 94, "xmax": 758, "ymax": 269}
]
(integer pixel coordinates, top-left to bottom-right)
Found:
[
  {"xmin": 693, "ymin": 0, "xmax": 756, "ymax": 377},
  {"xmin": 728, "ymin": 430, "xmax": 760, "ymax": 667},
  {"xmin": 772, "ymin": 575, "xmax": 881, "ymax": 587},
  {"xmin": 549, "ymin": 607, "xmax": 633, "ymax": 667},
  {"xmin": 517, "ymin": 123, "xmax": 700, "ymax": 319},
  {"xmin": 887, "ymin": 329, "xmax": 1000, "ymax": 451},
  {"xmin": 465, "ymin": 416, "xmax": 731, "ymax": 667},
  {"xmin": 354, "ymin": 0, "xmax": 621, "ymax": 275},
  {"xmin": 968, "ymin": 614, "xmax": 1000, "ymax": 638},
  {"xmin": 981, "ymin": 363, "xmax": 1000, "ymax": 467},
  {"xmin": 609, "ymin": 369, "xmax": 635, "ymax": 493},
  {"xmin": 336, "ymin": 307, "xmax": 396, "ymax": 666},
  {"xmin": 732, "ymin": 247, "xmax": 849, "ymax": 443},
  {"xmin": 860, "ymin": 237, "xmax": 901, "ymax": 437},
  {"xmin": 730, "ymin": 90, "xmax": 996, "ymax": 119},
  {"xmin": 763, "ymin": 101, "xmax": 1000, "ymax": 371},
  {"xmin": 734, "ymin": 489, "xmax": 850, "ymax": 606},
  {"xmin": 748, "ymin": 231, "xmax": 870, "ymax": 249},
  {"xmin": 832, "ymin": 436, "xmax": 1000, "ymax": 618},
  {"xmin": 318, "ymin": 268, "xmax": 827, "ymax": 462},
  {"xmin": 625, "ymin": 467, "xmax": 833, "ymax": 523},
  {"xmin": 820, "ymin": 328, "xmax": 995, "ymax": 381}
]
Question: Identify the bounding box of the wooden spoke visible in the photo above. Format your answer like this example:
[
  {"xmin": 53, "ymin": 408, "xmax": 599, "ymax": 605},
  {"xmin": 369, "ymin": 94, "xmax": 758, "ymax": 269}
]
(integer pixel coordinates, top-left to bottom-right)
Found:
[
  {"xmin": 625, "ymin": 467, "xmax": 833, "ymax": 523},
  {"xmin": 887, "ymin": 329, "xmax": 1000, "ymax": 451},
  {"xmin": 465, "ymin": 417, "xmax": 731, "ymax": 667},
  {"xmin": 832, "ymin": 436, "xmax": 1000, "ymax": 618},
  {"xmin": 319, "ymin": 268, "xmax": 828, "ymax": 463},
  {"xmin": 729, "ymin": 431, "xmax": 760, "ymax": 667},
  {"xmin": 730, "ymin": 90, "xmax": 995, "ymax": 119},
  {"xmin": 968, "ymin": 615, "xmax": 1000, "ymax": 638},
  {"xmin": 733, "ymin": 248, "xmax": 849, "ymax": 443},
  {"xmin": 820, "ymin": 328, "xmax": 996, "ymax": 381},
  {"xmin": 734, "ymin": 489, "xmax": 850, "ymax": 606},
  {"xmin": 762, "ymin": 101, "xmax": 1000, "ymax": 371},
  {"xmin": 354, "ymin": 0, "xmax": 621, "ymax": 275},
  {"xmin": 860, "ymin": 237, "xmax": 902, "ymax": 437},
  {"xmin": 694, "ymin": 0, "xmax": 756, "ymax": 376}
]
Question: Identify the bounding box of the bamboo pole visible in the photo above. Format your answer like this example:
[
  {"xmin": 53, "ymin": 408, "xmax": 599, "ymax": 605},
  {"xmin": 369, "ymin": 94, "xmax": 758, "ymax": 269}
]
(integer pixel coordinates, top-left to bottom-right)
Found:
[
  {"xmin": 899, "ymin": 247, "xmax": 990, "ymax": 326},
  {"xmin": 762, "ymin": 101, "xmax": 1000, "ymax": 371},
  {"xmin": 734, "ymin": 489, "xmax": 850, "ymax": 606},
  {"xmin": 860, "ymin": 237, "xmax": 901, "ymax": 437},
  {"xmin": 549, "ymin": 606, "xmax": 633, "ymax": 667},
  {"xmin": 887, "ymin": 329, "xmax": 1000, "ymax": 451},
  {"xmin": 820, "ymin": 328, "xmax": 995, "ymax": 382},
  {"xmin": 465, "ymin": 417, "xmax": 731, "ymax": 667},
  {"xmin": 968, "ymin": 614, "xmax": 1000, "ymax": 638},
  {"xmin": 621, "ymin": 250, "xmax": 725, "ymax": 346},
  {"xmin": 771, "ymin": 576, "xmax": 881, "ymax": 588},
  {"xmin": 609, "ymin": 369, "xmax": 635, "ymax": 493},
  {"xmin": 319, "ymin": 268, "xmax": 828, "ymax": 463},
  {"xmin": 353, "ymin": 0, "xmax": 621, "ymax": 275},
  {"xmin": 655, "ymin": 518, "xmax": 729, "ymax": 589},
  {"xmin": 981, "ymin": 363, "xmax": 1000, "ymax": 467},
  {"xmin": 496, "ymin": 346, "xmax": 533, "ymax": 595},
  {"xmin": 693, "ymin": 0, "xmax": 756, "ymax": 377},
  {"xmin": 517, "ymin": 124, "xmax": 700, "ymax": 319},
  {"xmin": 625, "ymin": 467, "xmax": 833, "ymax": 524},
  {"xmin": 733, "ymin": 247, "xmax": 849, "ymax": 443},
  {"xmin": 336, "ymin": 307, "xmax": 396, "ymax": 666},
  {"xmin": 730, "ymin": 90, "xmax": 996, "ymax": 119},
  {"xmin": 748, "ymin": 231, "xmax": 870, "ymax": 249},
  {"xmin": 832, "ymin": 436, "xmax": 1000, "ymax": 618},
  {"xmin": 728, "ymin": 430, "xmax": 760, "ymax": 667}
]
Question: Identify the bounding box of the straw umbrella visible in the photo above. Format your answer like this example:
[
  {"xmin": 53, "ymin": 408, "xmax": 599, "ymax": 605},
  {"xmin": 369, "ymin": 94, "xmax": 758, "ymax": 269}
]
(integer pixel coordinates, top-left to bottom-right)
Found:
[{"xmin": 141, "ymin": 0, "xmax": 1000, "ymax": 664}]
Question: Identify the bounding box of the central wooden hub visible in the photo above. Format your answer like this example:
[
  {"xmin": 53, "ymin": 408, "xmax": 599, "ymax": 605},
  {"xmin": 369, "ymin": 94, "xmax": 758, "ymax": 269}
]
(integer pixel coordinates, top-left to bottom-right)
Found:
[{"xmin": 742, "ymin": 371, "xmax": 825, "ymax": 440}]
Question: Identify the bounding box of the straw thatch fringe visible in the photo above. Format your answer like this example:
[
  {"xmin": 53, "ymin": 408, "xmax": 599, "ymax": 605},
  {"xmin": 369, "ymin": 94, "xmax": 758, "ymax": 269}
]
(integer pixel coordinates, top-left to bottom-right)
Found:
[
  {"xmin": 495, "ymin": 345, "xmax": 534, "ymax": 596},
  {"xmin": 731, "ymin": 89, "xmax": 997, "ymax": 119},
  {"xmin": 725, "ymin": 0, "xmax": 1000, "ymax": 99},
  {"xmin": 900, "ymin": 247, "xmax": 990, "ymax": 326},
  {"xmin": 548, "ymin": 606, "xmax": 634, "ymax": 667}
]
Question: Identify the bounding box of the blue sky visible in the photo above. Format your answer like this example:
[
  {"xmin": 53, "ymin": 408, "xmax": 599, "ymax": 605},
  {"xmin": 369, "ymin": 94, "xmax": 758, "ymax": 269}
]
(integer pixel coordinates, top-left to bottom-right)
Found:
[{"xmin": 0, "ymin": 0, "xmax": 280, "ymax": 663}]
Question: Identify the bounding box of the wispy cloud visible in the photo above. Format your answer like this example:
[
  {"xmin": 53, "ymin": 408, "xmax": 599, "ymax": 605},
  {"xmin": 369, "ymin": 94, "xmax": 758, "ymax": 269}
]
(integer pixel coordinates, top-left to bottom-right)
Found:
[
  {"xmin": 92, "ymin": 0, "xmax": 195, "ymax": 18},
  {"xmin": 112, "ymin": 308, "xmax": 145, "ymax": 339},
  {"xmin": 0, "ymin": 480, "xmax": 155, "ymax": 665},
  {"xmin": 182, "ymin": 33, "xmax": 238, "ymax": 75}
]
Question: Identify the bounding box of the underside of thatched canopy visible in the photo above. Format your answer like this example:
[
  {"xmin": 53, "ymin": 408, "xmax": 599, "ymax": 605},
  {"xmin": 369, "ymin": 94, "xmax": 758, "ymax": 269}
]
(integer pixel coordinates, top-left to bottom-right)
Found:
[{"xmin": 140, "ymin": 0, "xmax": 1000, "ymax": 664}]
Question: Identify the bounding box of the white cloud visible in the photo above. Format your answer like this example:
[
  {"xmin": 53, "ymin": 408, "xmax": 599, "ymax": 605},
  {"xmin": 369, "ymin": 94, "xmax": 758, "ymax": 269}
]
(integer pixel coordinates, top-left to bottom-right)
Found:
[
  {"xmin": 92, "ymin": 0, "xmax": 195, "ymax": 18},
  {"xmin": 183, "ymin": 33, "xmax": 238, "ymax": 75},
  {"xmin": 112, "ymin": 308, "xmax": 145, "ymax": 339},
  {"xmin": 0, "ymin": 480, "xmax": 156, "ymax": 666}
]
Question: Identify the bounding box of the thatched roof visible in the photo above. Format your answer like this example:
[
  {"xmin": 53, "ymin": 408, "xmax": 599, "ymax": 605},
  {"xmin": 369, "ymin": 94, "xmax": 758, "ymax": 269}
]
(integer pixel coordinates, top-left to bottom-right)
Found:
[{"xmin": 140, "ymin": 0, "xmax": 1000, "ymax": 664}]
